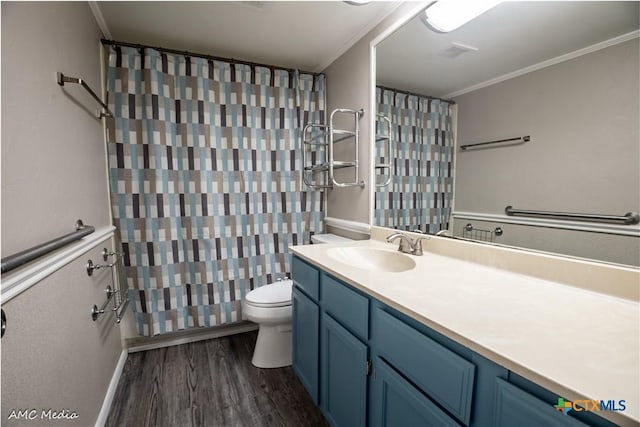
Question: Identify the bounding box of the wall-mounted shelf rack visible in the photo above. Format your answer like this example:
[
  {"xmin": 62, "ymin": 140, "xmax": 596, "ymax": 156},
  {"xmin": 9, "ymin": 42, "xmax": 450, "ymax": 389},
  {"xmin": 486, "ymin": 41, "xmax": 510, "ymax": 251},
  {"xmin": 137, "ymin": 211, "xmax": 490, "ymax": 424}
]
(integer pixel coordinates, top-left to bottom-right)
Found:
[
  {"xmin": 302, "ymin": 108, "xmax": 365, "ymax": 189},
  {"xmin": 460, "ymin": 135, "xmax": 530, "ymax": 151},
  {"xmin": 375, "ymin": 113, "xmax": 392, "ymax": 188}
]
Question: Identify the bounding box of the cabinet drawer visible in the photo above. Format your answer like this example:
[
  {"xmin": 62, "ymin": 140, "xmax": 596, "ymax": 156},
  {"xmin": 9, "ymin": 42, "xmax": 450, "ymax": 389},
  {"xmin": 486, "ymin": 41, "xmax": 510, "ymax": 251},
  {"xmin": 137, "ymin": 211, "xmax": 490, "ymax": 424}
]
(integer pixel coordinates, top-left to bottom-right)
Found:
[
  {"xmin": 322, "ymin": 274, "xmax": 369, "ymax": 340},
  {"xmin": 292, "ymin": 256, "xmax": 319, "ymax": 301},
  {"xmin": 373, "ymin": 308, "xmax": 475, "ymax": 425},
  {"xmin": 494, "ymin": 378, "xmax": 587, "ymax": 427}
]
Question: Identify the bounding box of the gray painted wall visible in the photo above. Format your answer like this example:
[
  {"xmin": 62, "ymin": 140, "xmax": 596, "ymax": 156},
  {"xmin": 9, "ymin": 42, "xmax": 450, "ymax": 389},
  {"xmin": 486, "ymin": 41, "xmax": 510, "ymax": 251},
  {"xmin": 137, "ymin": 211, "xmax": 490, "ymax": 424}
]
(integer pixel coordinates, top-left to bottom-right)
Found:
[
  {"xmin": 324, "ymin": 3, "xmax": 419, "ymax": 230},
  {"xmin": 324, "ymin": 33, "xmax": 373, "ymax": 226},
  {"xmin": 452, "ymin": 39, "xmax": 639, "ymax": 266},
  {"xmin": 1, "ymin": 2, "xmax": 122, "ymax": 425}
]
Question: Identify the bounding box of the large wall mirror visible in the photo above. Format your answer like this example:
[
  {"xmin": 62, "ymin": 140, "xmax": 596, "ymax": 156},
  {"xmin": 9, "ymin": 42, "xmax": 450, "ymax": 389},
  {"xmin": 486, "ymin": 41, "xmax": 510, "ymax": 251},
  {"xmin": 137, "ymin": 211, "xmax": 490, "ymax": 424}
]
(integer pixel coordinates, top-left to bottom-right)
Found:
[{"xmin": 373, "ymin": 1, "xmax": 639, "ymax": 267}]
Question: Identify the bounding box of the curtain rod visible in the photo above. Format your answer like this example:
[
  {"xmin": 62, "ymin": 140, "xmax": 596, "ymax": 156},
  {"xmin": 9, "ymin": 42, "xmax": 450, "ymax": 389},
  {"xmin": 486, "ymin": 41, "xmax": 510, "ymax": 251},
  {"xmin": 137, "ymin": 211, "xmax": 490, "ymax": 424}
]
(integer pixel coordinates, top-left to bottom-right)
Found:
[
  {"xmin": 377, "ymin": 85, "xmax": 456, "ymax": 105},
  {"xmin": 100, "ymin": 39, "xmax": 323, "ymax": 77}
]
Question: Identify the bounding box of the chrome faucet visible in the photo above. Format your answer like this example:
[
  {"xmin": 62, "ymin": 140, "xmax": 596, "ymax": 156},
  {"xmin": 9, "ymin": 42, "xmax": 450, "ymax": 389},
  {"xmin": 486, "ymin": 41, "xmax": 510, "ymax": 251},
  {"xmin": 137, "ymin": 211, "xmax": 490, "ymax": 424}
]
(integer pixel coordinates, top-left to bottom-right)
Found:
[
  {"xmin": 435, "ymin": 229, "xmax": 450, "ymax": 237},
  {"xmin": 386, "ymin": 232, "xmax": 431, "ymax": 256}
]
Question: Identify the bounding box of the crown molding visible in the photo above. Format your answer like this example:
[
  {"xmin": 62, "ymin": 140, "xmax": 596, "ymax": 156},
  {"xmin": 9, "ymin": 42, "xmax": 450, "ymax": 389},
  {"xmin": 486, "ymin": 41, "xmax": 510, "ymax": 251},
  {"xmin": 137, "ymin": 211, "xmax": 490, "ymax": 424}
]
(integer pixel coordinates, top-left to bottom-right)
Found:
[
  {"xmin": 88, "ymin": 1, "xmax": 112, "ymax": 39},
  {"xmin": 443, "ymin": 30, "xmax": 640, "ymax": 99}
]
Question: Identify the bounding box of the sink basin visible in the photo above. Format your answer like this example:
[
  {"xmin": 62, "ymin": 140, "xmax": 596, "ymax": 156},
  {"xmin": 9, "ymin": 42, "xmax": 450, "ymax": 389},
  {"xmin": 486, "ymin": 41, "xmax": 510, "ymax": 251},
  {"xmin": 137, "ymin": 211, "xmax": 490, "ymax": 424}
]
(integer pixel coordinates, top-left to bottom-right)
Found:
[{"xmin": 326, "ymin": 247, "xmax": 416, "ymax": 273}]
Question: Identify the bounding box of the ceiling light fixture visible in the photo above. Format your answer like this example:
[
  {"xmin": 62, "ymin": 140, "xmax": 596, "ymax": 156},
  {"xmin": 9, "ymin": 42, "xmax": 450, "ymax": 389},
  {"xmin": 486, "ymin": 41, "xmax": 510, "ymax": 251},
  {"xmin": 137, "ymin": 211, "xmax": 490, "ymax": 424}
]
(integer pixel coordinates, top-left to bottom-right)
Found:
[
  {"xmin": 344, "ymin": 0, "xmax": 371, "ymax": 5},
  {"xmin": 423, "ymin": 0, "xmax": 502, "ymax": 33}
]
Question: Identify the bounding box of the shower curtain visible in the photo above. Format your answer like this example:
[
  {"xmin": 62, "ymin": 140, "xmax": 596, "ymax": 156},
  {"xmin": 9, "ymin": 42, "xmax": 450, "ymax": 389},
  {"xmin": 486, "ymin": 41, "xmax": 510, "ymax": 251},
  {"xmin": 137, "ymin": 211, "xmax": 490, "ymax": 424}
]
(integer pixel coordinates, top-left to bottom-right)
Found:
[
  {"xmin": 375, "ymin": 87, "xmax": 454, "ymax": 233},
  {"xmin": 106, "ymin": 46, "xmax": 325, "ymax": 336}
]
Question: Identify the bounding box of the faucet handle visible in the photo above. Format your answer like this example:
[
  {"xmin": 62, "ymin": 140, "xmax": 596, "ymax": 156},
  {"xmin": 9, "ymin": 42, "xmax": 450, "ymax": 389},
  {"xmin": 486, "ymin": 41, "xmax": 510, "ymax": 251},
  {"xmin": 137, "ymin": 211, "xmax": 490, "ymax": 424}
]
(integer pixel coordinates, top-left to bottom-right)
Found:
[
  {"xmin": 386, "ymin": 232, "xmax": 414, "ymax": 255},
  {"xmin": 412, "ymin": 236, "xmax": 431, "ymax": 256},
  {"xmin": 398, "ymin": 238, "xmax": 414, "ymax": 254}
]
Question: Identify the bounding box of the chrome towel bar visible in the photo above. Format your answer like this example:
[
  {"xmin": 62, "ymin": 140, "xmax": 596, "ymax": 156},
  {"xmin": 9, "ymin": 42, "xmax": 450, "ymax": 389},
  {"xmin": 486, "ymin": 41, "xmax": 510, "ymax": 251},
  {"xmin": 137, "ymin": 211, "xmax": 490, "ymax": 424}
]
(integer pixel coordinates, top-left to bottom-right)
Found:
[
  {"xmin": 1, "ymin": 220, "xmax": 95, "ymax": 274},
  {"xmin": 505, "ymin": 206, "xmax": 639, "ymax": 225},
  {"xmin": 57, "ymin": 72, "xmax": 113, "ymax": 119}
]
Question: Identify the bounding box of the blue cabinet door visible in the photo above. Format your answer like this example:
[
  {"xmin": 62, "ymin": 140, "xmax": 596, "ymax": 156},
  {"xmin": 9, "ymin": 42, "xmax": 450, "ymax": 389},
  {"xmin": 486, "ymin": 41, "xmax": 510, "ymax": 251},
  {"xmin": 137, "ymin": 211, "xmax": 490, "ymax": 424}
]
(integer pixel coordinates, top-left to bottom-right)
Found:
[
  {"xmin": 292, "ymin": 286, "xmax": 320, "ymax": 403},
  {"xmin": 494, "ymin": 378, "xmax": 587, "ymax": 427},
  {"xmin": 372, "ymin": 358, "xmax": 460, "ymax": 427},
  {"xmin": 321, "ymin": 313, "xmax": 368, "ymax": 427}
]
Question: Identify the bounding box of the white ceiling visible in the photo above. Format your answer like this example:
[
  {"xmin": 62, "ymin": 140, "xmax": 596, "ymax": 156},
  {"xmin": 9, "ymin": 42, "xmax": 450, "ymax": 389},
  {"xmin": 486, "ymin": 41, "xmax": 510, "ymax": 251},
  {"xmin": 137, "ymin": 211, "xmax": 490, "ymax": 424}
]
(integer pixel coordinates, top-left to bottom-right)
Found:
[
  {"xmin": 376, "ymin": 1, "xmax": 640, "ymax": 98},
  {"xmin": 95, "ymin": 1, "xmax": 401, "ymax": 73}
]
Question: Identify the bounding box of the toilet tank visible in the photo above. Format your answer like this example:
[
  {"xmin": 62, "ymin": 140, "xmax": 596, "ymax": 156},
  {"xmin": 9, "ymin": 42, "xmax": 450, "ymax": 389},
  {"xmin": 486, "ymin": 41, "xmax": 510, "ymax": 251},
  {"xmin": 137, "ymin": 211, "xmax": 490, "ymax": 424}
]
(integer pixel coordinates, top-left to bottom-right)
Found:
[{"xmin": 310, "ymin": 233, "xmax": 352, "ymax": 244}]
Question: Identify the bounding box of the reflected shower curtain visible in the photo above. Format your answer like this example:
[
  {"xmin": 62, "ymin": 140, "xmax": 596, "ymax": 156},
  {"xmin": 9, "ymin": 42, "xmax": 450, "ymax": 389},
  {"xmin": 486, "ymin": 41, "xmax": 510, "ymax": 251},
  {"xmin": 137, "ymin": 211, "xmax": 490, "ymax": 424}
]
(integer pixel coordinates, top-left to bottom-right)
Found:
[
  {"xmin": 375, "ymin": 87, "xmax": 454, "ymax": 233},
  {"xmin": 106, "ymin": 46, "xmax": 325, "ymax": 336}
]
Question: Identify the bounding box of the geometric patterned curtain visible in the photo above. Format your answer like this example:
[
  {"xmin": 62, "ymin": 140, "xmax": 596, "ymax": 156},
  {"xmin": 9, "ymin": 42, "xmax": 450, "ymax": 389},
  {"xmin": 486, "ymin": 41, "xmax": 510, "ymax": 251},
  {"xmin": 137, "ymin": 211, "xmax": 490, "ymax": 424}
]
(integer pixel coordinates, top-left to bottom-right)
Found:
[
  {"xmin": 106, "ymin": 46, "xmax": 325, "ymax": 336},
  {"xmin": 375, "ymin": 87, "xmax": 454, "ymax": 233}
]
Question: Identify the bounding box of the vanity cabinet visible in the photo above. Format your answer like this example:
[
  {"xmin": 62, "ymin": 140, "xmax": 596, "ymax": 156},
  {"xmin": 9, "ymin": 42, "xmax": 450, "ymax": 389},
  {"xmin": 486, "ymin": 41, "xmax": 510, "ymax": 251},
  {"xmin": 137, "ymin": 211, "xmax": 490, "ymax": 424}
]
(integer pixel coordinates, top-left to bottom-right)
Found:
[
  {"xmin": 291, "ymin": 255, "xmax": 617, "ymax": 427},
  {"xmin": 292, "ymin": 256, "xmax": 369, "ymax": 426}
]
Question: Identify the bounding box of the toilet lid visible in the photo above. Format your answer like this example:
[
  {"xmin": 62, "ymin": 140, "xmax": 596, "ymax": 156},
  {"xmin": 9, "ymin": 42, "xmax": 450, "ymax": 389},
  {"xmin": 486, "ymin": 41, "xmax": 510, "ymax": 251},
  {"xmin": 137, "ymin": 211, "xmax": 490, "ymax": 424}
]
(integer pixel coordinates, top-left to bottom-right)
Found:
[{"xmin": 246, "ymin": 280, "xmax": 293, "ymax": 308}]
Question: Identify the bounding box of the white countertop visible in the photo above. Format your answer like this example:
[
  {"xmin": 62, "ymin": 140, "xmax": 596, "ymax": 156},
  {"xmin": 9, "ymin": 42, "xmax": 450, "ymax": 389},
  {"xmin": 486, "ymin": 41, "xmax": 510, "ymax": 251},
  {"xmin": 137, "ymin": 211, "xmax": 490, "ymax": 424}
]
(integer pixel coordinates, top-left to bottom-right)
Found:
[{"xmin": 289, "ymin": 239, "xmax": 640, "ymax": 426}]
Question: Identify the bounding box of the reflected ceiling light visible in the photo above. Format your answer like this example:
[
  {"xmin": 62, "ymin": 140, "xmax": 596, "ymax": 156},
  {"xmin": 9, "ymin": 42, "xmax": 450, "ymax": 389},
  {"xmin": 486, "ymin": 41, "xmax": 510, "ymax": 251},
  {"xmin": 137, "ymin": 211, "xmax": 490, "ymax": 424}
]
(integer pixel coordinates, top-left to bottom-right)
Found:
[
  {"xmin": 423, "ymin": 0, "xmax": 502, "ymax": 32},
  {"xmin": 344, "ymin": 0, "xmax": 371, "ymax": 5}
]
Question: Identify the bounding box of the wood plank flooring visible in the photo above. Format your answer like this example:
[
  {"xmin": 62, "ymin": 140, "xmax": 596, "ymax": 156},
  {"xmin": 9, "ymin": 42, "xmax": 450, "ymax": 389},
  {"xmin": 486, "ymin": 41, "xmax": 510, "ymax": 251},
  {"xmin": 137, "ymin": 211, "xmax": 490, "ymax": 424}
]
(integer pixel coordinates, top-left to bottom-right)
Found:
[{"xmin": 106, "ymin": 331, "xmax": 327, "ymax": 427}]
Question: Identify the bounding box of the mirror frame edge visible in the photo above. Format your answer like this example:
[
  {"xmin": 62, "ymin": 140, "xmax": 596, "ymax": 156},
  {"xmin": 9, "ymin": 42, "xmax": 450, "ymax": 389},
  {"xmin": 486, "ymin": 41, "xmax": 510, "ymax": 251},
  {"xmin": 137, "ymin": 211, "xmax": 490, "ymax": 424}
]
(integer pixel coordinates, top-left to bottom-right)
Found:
[{"xmin": 368, "ymin": 1, "xmax": 432, "ymax": 230}]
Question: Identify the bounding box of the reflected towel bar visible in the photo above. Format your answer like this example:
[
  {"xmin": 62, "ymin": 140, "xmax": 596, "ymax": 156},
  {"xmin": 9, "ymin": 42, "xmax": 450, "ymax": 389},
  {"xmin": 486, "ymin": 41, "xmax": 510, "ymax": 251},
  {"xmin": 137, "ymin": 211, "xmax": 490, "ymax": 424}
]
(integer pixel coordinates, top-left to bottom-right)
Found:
[
  {"xmin": 57, "ymin": 72, "xmax": 113, "ymax": 119},
  {"xmin": 1, "ymin": 220, "xmax": 95, "ymax": 274},
  {"xmin": 460, "ymin": 135, "xmax": 530, "ymax": 151},
  {"xmin": 505, "ymin": 206, "xmax": 639, "ymax": 225}
]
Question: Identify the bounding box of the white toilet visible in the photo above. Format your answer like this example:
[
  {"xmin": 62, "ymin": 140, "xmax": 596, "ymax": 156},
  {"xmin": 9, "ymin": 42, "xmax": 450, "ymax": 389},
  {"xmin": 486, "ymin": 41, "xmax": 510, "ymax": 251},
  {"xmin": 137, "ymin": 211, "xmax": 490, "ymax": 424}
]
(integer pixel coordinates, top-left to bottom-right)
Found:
[{"xmin": 243, "ymin": 233, "xmax": 352, "ymax": 368}]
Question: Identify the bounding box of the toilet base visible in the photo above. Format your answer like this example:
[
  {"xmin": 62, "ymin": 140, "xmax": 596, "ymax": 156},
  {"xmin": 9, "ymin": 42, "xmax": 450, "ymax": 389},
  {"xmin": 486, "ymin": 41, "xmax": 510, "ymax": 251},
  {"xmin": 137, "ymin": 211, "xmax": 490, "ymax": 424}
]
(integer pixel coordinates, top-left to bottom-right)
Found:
[{"xmin": 251, "ymin": 323, "xmax": 292, "ymax": 368}]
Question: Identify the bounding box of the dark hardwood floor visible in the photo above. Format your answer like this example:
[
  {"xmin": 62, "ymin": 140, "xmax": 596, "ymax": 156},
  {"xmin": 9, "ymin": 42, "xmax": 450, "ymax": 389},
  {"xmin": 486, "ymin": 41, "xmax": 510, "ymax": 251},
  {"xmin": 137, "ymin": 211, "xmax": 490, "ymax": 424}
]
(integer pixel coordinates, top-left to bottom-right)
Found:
[{"xmin": 106, "ymin": 331, "xmax": 327, "ymax": 427}]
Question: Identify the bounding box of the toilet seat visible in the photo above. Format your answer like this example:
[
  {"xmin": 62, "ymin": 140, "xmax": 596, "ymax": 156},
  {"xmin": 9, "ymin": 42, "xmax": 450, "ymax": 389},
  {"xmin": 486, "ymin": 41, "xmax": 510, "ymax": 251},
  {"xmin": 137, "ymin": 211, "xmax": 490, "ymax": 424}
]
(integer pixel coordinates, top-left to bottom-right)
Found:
[{"xmin": 245, "ymin": 280, "xmax": 293, "ymax": 308}]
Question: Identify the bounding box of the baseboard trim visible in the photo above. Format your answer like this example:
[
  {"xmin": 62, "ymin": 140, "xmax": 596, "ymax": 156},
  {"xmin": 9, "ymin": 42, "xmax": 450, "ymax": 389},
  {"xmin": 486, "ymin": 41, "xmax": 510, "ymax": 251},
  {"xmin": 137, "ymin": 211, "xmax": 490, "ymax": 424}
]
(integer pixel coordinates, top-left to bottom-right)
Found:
[
  {"xmin": 126, "ymin": 322, "xmax": 259, "ymax": 353},
  {"xmin": 95, "ymin": 350, "xmax": 127, "ymax": 427}
]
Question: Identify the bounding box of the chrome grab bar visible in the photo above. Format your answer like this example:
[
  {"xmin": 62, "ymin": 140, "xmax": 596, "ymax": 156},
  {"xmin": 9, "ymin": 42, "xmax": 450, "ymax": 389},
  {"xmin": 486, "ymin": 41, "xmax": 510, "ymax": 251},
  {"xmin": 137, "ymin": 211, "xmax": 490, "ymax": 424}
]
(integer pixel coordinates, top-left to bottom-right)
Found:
[
  {"xmin": 1, "ymin": 220, "xmax": 95, "ymax": 274},
  {"xmin": 57, "ymin": 72, "xmax": 113, "ymax": 119},
  {"xmin": 505, "ymin": 206, "xmax": 639, "ymax": 225},
  {"xmin": 460, "ymin": 135, "xmax": 530, "ymax": 151}
]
